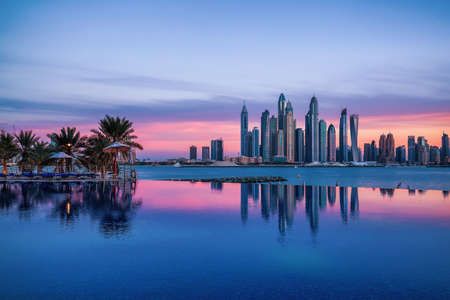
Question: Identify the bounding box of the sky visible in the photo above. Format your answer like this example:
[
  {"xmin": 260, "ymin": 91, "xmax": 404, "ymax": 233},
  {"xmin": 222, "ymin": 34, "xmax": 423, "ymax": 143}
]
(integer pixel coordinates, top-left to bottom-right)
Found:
[{"xmin": 0, "ymin": 0, "xmax": 449, "ymax": 159}]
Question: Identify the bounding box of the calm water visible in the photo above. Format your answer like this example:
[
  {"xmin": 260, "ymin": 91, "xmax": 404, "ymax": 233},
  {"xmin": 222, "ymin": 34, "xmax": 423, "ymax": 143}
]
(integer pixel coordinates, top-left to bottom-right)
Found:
[{"xmin": 1, "ymin": 178, "xmax": 450, "ymax": 299}]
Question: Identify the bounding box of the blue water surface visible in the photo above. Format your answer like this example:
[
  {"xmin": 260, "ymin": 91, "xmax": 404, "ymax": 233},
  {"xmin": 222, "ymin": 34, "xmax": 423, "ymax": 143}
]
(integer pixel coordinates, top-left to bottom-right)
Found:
[{"xmin": 1, "ymin": 167, "xmax": 450, "ymax": 299}]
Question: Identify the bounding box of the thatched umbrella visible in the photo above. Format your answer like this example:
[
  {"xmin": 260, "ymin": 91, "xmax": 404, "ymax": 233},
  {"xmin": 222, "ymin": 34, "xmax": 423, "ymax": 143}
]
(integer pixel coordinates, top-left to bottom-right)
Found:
[
  {"xmin": 103, "ymin": 142, "xmax": 130, "ymax": 176},
  {"xmin": 50, "ymin": 152, "xmax": 72, "ymax": 173}
]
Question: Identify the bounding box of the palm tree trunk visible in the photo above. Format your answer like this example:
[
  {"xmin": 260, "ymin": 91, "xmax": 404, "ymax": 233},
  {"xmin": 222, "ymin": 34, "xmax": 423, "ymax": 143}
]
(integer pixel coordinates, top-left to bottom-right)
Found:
[{"xmin": 2, "ymin": 159, "xmax": 7, "ymax": 175}]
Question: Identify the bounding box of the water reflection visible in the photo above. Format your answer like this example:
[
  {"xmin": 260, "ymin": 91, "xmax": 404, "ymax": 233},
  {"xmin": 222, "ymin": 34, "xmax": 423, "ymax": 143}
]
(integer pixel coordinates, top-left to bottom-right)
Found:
[
  {"xmin": 237, "ymin": 183, "xmax": 361, "ymax": 235},
  {"xmin": 0, "ymin": 182, "xmax": 142, "ymax": 238}
]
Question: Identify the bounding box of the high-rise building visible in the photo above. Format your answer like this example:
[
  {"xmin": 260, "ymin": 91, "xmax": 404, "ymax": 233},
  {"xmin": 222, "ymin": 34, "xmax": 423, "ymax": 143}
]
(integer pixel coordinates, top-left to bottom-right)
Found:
[
  {"xmin": 370, "ymin": 140, "xmax": 377, "ymax": 161},
  {"xmin": 327, "ymin": 124, "xmax": 336, "ymax": 162},
  {"xmin": 240, "ymin": 103, "xmax": 248, "ymax": 156},
  {"xmin": 363, "ymin": 143, "xmax": 371, "ymax": 161},
  {"xmin": 295, "ymin": 128, "xmax": 304, "ymax": 162},
  {"xmin": 261, "ymin": 110, "xmax": 270, "ymax": 161},
  {"xmin": 252, "ymin": 127, "xmax": 260, "ymax": 158},
  {"xmin": 430, "ymin": 146, "xmax": 440, "ymax": 163},
  {"xmin": 211, "ymin": 139, "xmax": 224, "ymax": 161},
  {"xmin": 408, "ymin": 136, "xmax": 416, "ymax": 163},
  {"xmin": 286, "ymin": 102, "xmax": 295, "ymax": 162},
  {"xmin": 211, "ymin": 140, "xmax": 216, "ymax": 160},
  {"xmin": 269, "ymin": 115, "xmax": 278, "ymax": 159},
  {"xmin": 277, "ymin": 130, "xmax": 284, "ymax": 156},
  {"xmin": 278, "ymin": 93, "xmax": 286, "ymax": 131},
  {"xmin": 350, "ymin": 114, "xmax": 359, "ymax": 162},
  {"xmin": 378, "ymin": 134, "xmax": 386, "ymax": 162},
  {"xmin": 339, "ymin": 108, "xmax": 348, "ymax": 162},
  {"xmin": 305, "ymin": 96, "xmax": 319, "ymax": 162},
  {"xmin": 319, "ymin": 120, "xmax": 327, "ymax": 162},
  {"xmin": 396, "ymin": 146, "xmax": 406, "ymax": 163},
  {"xmin": 386, "ymin": 133, "xmax": 395, "ymax": 162},
  {"xmin": 189, "ymin": 145, "xmax": 197, "ymax": 160},
  {"xmin": 442, "ymin": 133, "xmax": 449, "ymax": 163},
  {"xmin": 201, "ymin": 146, "xmax": 210, "ymax": 161},
  {"xmin": 246, "ymin": 131, "xmax": 253, "ymax": 157}
]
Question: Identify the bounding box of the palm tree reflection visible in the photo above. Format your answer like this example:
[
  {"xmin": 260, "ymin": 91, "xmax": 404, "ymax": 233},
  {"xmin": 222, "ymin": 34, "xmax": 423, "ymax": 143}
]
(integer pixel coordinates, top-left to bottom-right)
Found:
[{"xmin": 0, "ymin": 182, "xmax": 141, "ymax": 238}]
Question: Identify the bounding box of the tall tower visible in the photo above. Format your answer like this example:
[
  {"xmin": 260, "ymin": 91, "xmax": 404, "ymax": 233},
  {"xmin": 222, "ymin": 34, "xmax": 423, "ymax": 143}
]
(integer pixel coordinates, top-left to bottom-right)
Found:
[
  {"xmin": 295, "ymin": 128, "xmax": 304, "ymax": 162},
  {"xmin": 319, "ymin": 120, "xmax": 327, "ymax": 162},
  {"xmin": 408, "ymin": 136, "xmax": 416, "ymax": 163},
  {"xmin": 350, "ymin": 114, "xmax": 359, "ymax": 162},
  {"xmin": 339, "ymin": 108, "xmax": 348, "ymax": 162},
  {"xmin": 240, "ymin": 103, "xmax": 248, "ymax": 156},
  {"xmin": 252, "ymin": 127, "xmax": 260, "ymax": 157},
  {"xmin": 442, "ymin": 133, "xmax": 449, "ymax": 162},
  {"xmin": 261, "ymin": 110, "xmax": 270, "ymax": 162},
  {"xmin": 327, "ymin": 124, "xmax": 336, "ymax": 162},
  {"xmin": 305, "ymin": 96, "xmax": 319, "ymax": 162},
  {"xmin": 269, "ymin": 115, "xmax": 278, "ymax": 159},
  {"xmin": 378, "ymin": 134, "xmax": 386, "ymax": 162},
  {"xmin": 386, "ymin": 133, "xmax": 395, "ymax": 162},
  {"xmin": 286, "ymin": 101, "xmax": 295, "ymax": 162},
  {"xmin": 278, "ymin": 93, "xmax": 286, "ymax": 131}
]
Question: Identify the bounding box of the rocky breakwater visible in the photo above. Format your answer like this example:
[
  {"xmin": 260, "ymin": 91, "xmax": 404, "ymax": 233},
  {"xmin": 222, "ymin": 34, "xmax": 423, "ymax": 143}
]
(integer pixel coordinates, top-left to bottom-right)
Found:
[{"xmin": 166, "ymin": 176, "xmax": 287, "ymax": 183}]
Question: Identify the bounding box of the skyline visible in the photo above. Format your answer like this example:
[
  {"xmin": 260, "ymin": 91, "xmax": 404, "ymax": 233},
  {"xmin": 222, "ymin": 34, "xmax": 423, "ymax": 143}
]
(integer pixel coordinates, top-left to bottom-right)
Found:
[{"xmin": 1, "ymin": 1, "xmax": 450, "ymax": 159}]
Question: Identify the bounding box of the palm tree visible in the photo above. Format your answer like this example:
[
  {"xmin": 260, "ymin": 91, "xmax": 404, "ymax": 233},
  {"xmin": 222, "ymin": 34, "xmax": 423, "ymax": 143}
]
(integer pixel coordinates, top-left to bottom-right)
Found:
[
  {"xmin": 92, "ymin": 115, "xmax": 143, "ymax": 150},
  {"xmin": 0, "ymin": 131, "xmax": 19, "ymax": 175},
  {"xmin": 32, "ymin": 141, "xmax": 52, "ymax": 174},
  {"xmin": 15, "ymin": 130, "xmax": 40, "ymax": 173},
  {"xmin": 47, "ymin": 127, "xmax": 86, "ymax": 156},
  {"xmin": 82, "ymin": 133, "xmax": 113, "ymax": 178}
]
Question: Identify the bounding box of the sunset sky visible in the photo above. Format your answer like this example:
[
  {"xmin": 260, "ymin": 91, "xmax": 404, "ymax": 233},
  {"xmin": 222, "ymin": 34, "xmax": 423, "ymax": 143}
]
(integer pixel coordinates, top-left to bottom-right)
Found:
[{"xmin": 1, "ymin": 0, "xmax": 449, "ymax": 159}]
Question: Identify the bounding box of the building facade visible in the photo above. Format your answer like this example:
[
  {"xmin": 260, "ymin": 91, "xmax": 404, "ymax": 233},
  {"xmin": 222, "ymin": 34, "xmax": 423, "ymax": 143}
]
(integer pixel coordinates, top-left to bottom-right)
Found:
[
  {"xmin": 319, "ymin": 120, "xmax": 327, "ymax": 162},
  {"xmin": 189, "ymin": 145, "xmax": 197, "ymax": 160},
  {"xmin": 240, "ymin": 103, "xmax": 248, "ymax": 156},
  {"xmin": 305, "ymin": 96, "xmax": 319, "ymax": 162},
  {"xmin": 327, "ymin": 124, "xmax": 336, "ymax": 162},
  {"xmin": 286, "ymin": 102, "xmax": 295, "ymax": 162},
  {"xmin": 252, "ymin": 127, "xmax": 260, "ymax": 158},
  {"xmin": 339, "ymin": 109, "xmax": 348, "ymax": 162},
  {"xmin": 261, "ymin": 110, "xmax": 270, "ymax": 162},
  {"xmin": 350, "ymin": 114, "xmax": 359, "ymax": 162},
  {"xmin": 295, "ymin": 128, "xmax": 304, "ymax": 162},
  {"xmin": 201, "ymin": 146, "xmax": 210, "ymax": 161}
]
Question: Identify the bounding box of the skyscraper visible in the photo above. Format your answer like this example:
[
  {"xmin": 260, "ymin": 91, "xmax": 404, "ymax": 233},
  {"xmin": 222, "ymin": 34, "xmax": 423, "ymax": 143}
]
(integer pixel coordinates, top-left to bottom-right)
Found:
[
  {"xmin": 408, "ymin": 136, "xmax": 416, "ymax": 163},
  {"xmin": 442, "ymin": 133, "xmax": 449, "ymax": 163},
  {"xmin": 386, "ymin": 133, "xmax": 395, "ymax": 162},
  {"xmin": 319, "ymin": 120, "xmax": 327, "ymax": 162},
  {"xmin": 252, "ymin": 127, "xmax": 260, "ymax": 157},
  {"xmin": 285, "ymin": 101, "xmax": 295, "ymax": 162},
  {"xmin": 327, "ymin": 124, "xmax": 336, "ymax": 162},
  {"xmin": 305, "ymin": 96, "xmax": 319, "ymax": 162},
  {"xmin": 339, "ymin": 108, "xmax": 348, "ymax": 162},
  {"xmin": 378, "ymin": 134, "xmax": 386, "ymax": 162},
  {"xmin": 370, "ymin": 140, "xmax": 377, "ymax": 161},
  {"xmin": 269, "ymin": 115, "xmax": 278, "ymax": 159},
  {"xmin": 201, "ymin": 146, "xmax": 210, "ymax": 161},
  {"xmin": 189, "ymin": 145, "xmax": 197, "ymax": 160},
  {"xmin": 277, "ymin": 130, "xmax": 284, "ymax": 157},
  {"xmin": 295, "ymin": 128, "xmax": 304, "ymax": 162},
  {"xmin": 211, "ymin": 139, "xmax": 224, "ymax": 161},
  {"xmin": 350, "ymin": 114, "xmax": 359, "ymax": 162},
  {"xmin": 396, "ymin": 146, "xmax": 406, "ymax": 163},
  {"xmin": 363, "ymin": 143, "xmax": 370, "ymax": 161},
  {"xmin": 240, "ymin": 103, "xmax": 248, "ymax": 156},
  {"xmin": 278, "ymin": 93, "xmax": 286, "ymax": 131},
  {"xmin": 261, "ymin": 110, "xmax": 270, "ymax": 162},
  {"xmin": 246, "ymin": 131, "xmax": 253, "ymax": 157}
]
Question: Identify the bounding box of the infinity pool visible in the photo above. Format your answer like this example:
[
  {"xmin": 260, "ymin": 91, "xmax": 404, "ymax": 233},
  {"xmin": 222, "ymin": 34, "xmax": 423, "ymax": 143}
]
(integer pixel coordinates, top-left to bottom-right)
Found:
[{"xmin": 1, "ymin": 180, "xmax": 449, "ymax": 299}]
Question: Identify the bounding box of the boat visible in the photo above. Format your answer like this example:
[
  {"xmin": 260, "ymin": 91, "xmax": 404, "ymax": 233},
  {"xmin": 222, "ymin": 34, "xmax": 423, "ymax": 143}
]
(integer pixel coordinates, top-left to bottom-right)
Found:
[{"xmin": 173, "ymin": 162, "xmax": 182, "ymax": 168}]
